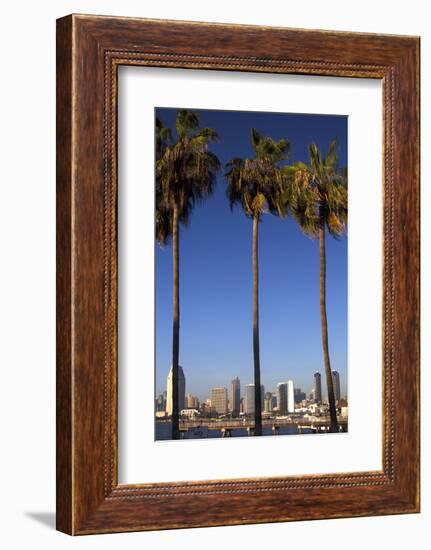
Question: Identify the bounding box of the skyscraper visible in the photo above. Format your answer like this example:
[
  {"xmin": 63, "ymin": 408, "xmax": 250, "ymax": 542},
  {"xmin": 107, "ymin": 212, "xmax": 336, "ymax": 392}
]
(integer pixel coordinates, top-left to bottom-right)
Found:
[
  {"xmin": 185, "ymin": 393, "xmax": 199, "ymax": 409},
  {"xmin": 155, "ymin": 391, "xmax": 167, "ymax": 412},
  {"xmin": 211, "ymin": 387, "xmax": 228, "ymax": 414},
  {"xmin": 277, "ymin": 382, "xmax": 287, "ymax": 414},
  {"xmin": 277, "ymin": 381, "xmax": 295, "ymax": 414},
  {"xmin": 287, "ymin": 380, "xmax": 295, "ymax": 413},
  {"xmin": 166, "ymin": 366, "xmax": 186, "ymax": 415},
  {"xmin": 245, "ymin": 384, "xmax": 264, "ymax": 414},
  {"xmin": 294, "ymin": 388, "xmax": 306, "ymax": 404},
  {"xmin": 314, "ymin": 371, "xmax": 322, "ymax": 403},
  {"xmin": 230, "ymin": 377, "xmax": 241, "ymax": 415},
  {"xmin": 264, "ymin": 391, "xmax": 273, "ymax": 413},
  {"xmin": 332, "ymin": 371, "xmax": 341, "ymax": 402}
]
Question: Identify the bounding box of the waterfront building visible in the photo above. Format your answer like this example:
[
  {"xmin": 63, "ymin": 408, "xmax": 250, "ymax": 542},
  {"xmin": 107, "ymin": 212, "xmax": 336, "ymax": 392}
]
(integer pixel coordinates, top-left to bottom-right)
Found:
[
  {"xmin": 277, "ymin": 382, "xmax": 287, "ymax": 414},
  {"xmin": 277, "ymin": 381, "xmax": 295, "ymax": 414},
  {"xmin": 287, "ymin": 380, "xmax": 295, "ymax": 413},
  {"xmin": 332, "ymin": 370, "xmax": 341, "ymax": 402},
  {"xmin": 166, "ymin": 365, "xmax": 186, "ymax": 415},
  {"xmin": 180, "ymin": 408, "xmax": 200, "ymax": 418},
  {"xmin": 230, "ymin": 377, "xmax": 241, "ymax": 415},
  {"xmin": 314, "ymin": 371, "xmax": 322, "ymax": 403},
  {"xmin": 294, "ymin": 388, "xmax": 306, "ymax": 404},
  {"xmin": 211, "ymin": 387, "xmax": 228, "ymax": 414},
  {"xmin": 185, "ymin": 393, "xmax": 199, "ymax": 409},
  {"xmin": 245, "ymin": 384, "xmax": 265, "ymax": 414},
  {"xmin": 155, "ymin": 391, "xmax": 167, "ymax": 412},
  {"xmin": 264, "ymin": 391, "xmax": 273, "ymax": 413}
]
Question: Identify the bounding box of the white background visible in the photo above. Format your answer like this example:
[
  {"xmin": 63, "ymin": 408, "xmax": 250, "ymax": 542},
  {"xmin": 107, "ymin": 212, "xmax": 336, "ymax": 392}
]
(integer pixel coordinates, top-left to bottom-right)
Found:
[
  {"xmin": 118, "ymin": 67, "xmax": 382, "ymax": 483},
  {"xmin": 0, "ymin": 1, "xmax": 428, "ymax": 548}
]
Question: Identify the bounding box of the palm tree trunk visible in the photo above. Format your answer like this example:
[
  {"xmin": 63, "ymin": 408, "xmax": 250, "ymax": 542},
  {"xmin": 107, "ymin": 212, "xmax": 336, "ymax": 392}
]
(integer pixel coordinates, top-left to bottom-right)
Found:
[
  {"xmin": 319, "ymin": 218, "xmax": 339, "ymax": 433},
  {"xmin": 252, "ymin": 214, "xmax": 262, "ymax": 436},
  {"xmin": 171, "ymin": 205, "xmax": 180, "ymax": 440}
]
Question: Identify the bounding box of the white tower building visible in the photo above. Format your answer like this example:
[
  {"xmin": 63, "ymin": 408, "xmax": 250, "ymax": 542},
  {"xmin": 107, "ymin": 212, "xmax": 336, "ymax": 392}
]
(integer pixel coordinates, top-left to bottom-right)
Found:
[
  {"xmin": 287, "ymin": 380, "xmax": 295, "ymax": 413},
  {"xmin": 166, "ymin": 366, "xmax": 186, "ymax": 415}
]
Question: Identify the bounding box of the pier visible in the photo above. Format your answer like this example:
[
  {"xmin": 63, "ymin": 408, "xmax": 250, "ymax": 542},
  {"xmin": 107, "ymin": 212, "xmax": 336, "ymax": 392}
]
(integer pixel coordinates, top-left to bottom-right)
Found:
[{"xmin": 177, "ymin": 417, "xmax": 348, "ymax": 435}]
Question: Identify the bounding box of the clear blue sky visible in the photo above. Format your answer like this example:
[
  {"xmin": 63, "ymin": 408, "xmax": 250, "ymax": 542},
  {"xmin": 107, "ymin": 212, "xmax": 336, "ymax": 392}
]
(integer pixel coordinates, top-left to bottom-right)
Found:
[{"xmin": 155, "ymin": 107, "xmax": 347, "ymax": 402}]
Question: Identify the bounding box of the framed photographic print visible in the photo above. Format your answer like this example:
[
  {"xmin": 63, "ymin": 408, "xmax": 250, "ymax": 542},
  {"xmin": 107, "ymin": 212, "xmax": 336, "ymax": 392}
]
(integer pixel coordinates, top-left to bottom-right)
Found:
[{"xmin": 56, "ymin": 14, "xmax": 420, "ymax": 535}]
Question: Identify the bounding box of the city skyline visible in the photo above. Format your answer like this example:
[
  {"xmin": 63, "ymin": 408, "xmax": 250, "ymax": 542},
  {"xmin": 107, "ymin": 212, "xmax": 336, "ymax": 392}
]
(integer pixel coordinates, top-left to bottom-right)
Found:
[{"xmin": 158, "ymin": 367, "xmax": 346, "ymax": 410}]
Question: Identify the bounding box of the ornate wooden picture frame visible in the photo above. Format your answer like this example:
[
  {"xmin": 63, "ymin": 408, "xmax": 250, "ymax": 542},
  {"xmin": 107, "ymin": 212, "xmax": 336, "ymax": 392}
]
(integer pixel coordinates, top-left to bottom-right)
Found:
[{"xmin": 56, "ymin": 14, "xmax": 420, "ymax": 535}]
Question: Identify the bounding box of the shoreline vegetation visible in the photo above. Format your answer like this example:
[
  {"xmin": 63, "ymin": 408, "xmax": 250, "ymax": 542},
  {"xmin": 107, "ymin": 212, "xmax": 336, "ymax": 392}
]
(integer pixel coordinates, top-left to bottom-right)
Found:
[{"xmin": 156, "ymin": 109, "xmax": 347, "ymax": 440}]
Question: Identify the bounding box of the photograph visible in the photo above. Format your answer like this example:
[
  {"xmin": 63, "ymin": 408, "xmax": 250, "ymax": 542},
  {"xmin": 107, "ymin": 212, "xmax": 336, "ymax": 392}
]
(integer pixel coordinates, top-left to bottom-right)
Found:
[{"xmin": 154, "ymin": 107, "xmax": 348, "ymax": 440}]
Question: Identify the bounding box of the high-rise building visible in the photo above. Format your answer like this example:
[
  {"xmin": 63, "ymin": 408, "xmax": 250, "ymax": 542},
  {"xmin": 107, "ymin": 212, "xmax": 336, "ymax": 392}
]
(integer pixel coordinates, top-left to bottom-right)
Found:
[
  {"xmin": 277, "ymin": 382, "xmax": 287, "ymax": 414},
  {"xmin": 287, "ymin": 380, "xmax": 295, "ymax": 413},
  {"xmin": 332, "ymin": 371, "xmax": 341, "ymax": 402},
  {"xmin": 277, "ymin": 381, "xmax": 295, "ymax": 414},
  {"xmin": 245, "ymin": 384, "xmax": 265, "ymax": 414},
  {"xmin": 230, "ymin": 377, "xmax": 241, "ymax": 415},
  {"xmin": 314, "ymin": 371, "xmax": 322, "ymax": 403},
  {"xmin": 264, "ymin": 391, "xmax": 273, "ymax": 413},
  {"xmin": 294, "ymin": 388, "xmax": 306, "ymax": 404},
  {"xmin": 202, "ymin": 398, "xmax": 215, "ymax": 415},
  {"xmin": 155, "ymin": 391, "xmax": 167, "ymax": 412},
  {"xmin": 211, "ymin": 387, "xmax": 228, "ymax": 414},
  {"xmin": 245, "ymin": 385, "xmax": 254, "ymax": 414},
  {"xmin": 185, "ymin": 393, "xmax": 199, "ymax": 409},
  {"xmin": 166, "ymin": 366, "xmax": 186, "ymax": 415}
]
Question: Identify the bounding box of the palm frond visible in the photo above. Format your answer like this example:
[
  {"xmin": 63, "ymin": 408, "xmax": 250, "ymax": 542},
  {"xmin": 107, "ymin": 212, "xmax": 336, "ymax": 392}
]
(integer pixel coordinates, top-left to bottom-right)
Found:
[
  {"xmin": 286, "ymin": 141, "xmax": 347, "ymax": 238},
  {"xmin": 309, "ymin": 143, "xmax": 322, "ymax": 178},
  {"xmin": 250, "ymin": 128, "xmax": 262, "ymax": 152},
  {"xmin": 155, "ymin": 202, "xmax": 172, "ymax": 246},
  {"xmin": 225, "ymin": 129, "xmax": 291, "ymax": 220},
  {"xmin": 324, "ymin": 179, "xmax": 347, "ymax": 237},
  {"xmin": 155, "ymin": 116, "xmax": 172, "ymax": 160},
  {"xmin": 155, "ymin": 109, "xmax": 220, "ymax": 245},
  {"xmin": 175, "ymin": 109, "xmax": 199, "ymax": 139},
  {"xmin": 324, "ymin": 139, "xmax": 338, "ymax": 171}
]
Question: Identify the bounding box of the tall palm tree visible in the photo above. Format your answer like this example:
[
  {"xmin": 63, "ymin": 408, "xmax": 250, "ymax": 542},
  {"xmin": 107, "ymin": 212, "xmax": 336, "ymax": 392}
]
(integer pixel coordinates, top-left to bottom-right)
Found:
[
  {"xmin": 156, "ymin": 110, "xmax": 220, "ymax": 439},
  {"xmin": 225, "ymin": 129, "xmax": 290, "ymax": 436},
  {"xmin": 282, "ymin": 140, "xmax": 347, "ymax": 433}
]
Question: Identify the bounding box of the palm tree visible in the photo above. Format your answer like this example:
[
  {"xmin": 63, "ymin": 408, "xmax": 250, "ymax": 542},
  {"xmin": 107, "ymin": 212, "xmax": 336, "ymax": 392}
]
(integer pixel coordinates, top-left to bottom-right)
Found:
[
  {"xmin": 156, "ymin": 116, "xmax": 172, "ymax": 159},
  {"xmin": 225, "ymin": 129, "xmax": 290, "ymax": 436},
  {"xmin": 156, "ymin": 110, "xmax": 220, "ymax": 439},
  {"xmin": 282, "ymin": 140, "xmax": 347, "ymax": 432}
]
